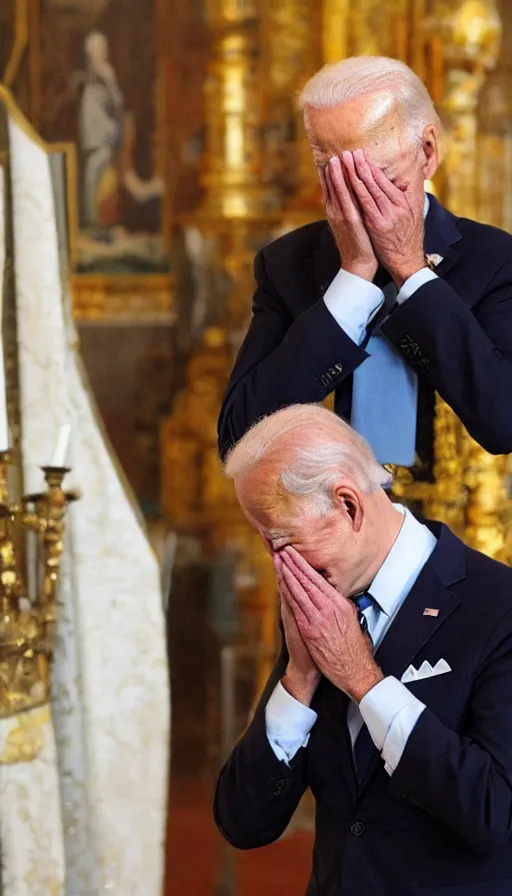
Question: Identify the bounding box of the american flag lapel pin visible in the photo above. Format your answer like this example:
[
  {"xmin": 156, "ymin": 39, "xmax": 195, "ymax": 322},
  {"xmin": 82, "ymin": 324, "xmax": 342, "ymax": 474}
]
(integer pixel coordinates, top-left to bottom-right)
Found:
[{"xmin": 423, "ymin": 607, "xmax": 440, "ymax": 617}]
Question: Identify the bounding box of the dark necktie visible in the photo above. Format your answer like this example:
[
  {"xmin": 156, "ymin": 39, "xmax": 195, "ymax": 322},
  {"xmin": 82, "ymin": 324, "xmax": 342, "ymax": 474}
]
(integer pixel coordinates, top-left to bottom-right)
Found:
[{"xmin": 351, "ymin": 591, "xmax": 378, "ymax": 782}]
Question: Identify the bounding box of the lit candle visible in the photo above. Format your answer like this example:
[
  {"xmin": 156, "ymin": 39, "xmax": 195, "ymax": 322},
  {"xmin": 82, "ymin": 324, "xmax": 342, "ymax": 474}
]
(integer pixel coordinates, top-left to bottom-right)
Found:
[
  {"xmin": 51, "ymin": 423, "xmax": 71, "ymax": 468},
  {"xmin": 0, "ymin": 343, "xmax": 9, "ymax": 453}
]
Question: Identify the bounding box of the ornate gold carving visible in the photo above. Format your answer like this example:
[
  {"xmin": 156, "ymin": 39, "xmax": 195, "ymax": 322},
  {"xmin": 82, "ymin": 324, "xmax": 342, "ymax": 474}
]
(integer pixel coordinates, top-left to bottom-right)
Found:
[
  {"xmin": 71, "ymin": 274, "xmax": 175, "ymax": 323},
  {"xmin": 476, "ymin": 62, "xmax": 512, "ymax": 230},
  {"xmin": 261, "ymin": 0, "xmax": 322, "ymax": 207},
  {"xmin": 366, "ymin": 1, "xmax": 508, "ymax": 562},
  {"xmin": 0, "ymin": 457, "xmax": 77, "ymax": 717},
  {"xmin": 436, "ymin": 1, "xmax": 506, "ymax": 561},
  {"xmin": 162, "ymin": 2, "xmax": 281, "ymax": 691},
  {"xmin": 160, "ymin": 327, "xmax": 232, "ymax": 532},
  {"xmin": 201, "ymin": 0, "xmax": 278, "ymax": 219},
  {"xmin": 349, "ymin": 0, "xmax": 406, "ymax": 57},
  {"xmin": 463, "ymin": 438, "xmax": 508, "ymax": 559},
  {"xmin": 394, "ymin": 0, "xmax": 508, "ymax": 560}
]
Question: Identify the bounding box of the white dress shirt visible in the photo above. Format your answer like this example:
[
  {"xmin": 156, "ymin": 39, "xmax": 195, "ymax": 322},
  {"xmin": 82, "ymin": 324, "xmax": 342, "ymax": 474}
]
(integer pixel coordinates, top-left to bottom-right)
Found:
[
  {"xmin": 324, "ymin": 194, "xmax": 437, "ymax": 345},
  {"xmin": 265, "ymin": 506, "xmax": 437, "ymax": 775}
]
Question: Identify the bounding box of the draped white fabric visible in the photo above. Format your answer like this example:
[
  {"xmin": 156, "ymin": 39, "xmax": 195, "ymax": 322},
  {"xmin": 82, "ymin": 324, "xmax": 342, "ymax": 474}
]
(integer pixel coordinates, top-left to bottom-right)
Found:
[
  {"xmin": 0, "ymin": 159, "xmax": 66, "ymax": 896},
  {"xmin": 6, "ymin": 111, "xmax": 170, "ymax": 893}
]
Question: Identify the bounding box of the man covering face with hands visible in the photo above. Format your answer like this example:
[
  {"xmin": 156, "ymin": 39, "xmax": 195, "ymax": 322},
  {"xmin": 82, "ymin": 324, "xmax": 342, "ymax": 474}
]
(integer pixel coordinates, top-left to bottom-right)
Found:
[
  {"xmin": 215, "ymin": 404, "xmax": 512, "ymax": 896},
  {"xmin": 218, "ymin": 56, "xmax": 512, "ymax": 475},
  {"xmin": 275, "ymin": 548, "xmax": 384, "ymax": 710}
]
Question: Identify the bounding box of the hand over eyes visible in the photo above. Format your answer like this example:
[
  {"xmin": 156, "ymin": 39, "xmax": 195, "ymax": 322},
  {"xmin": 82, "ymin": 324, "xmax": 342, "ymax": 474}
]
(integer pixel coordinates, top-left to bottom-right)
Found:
[{"xmin": 340, "ymin": 149, "xmax": 426, "ymax": 287}]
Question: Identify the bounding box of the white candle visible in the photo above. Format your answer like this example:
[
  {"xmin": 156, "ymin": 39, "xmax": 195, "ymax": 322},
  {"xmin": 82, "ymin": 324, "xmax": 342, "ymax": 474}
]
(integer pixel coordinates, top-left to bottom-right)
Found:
[
  {"xmin": 51, "ymin": 423, "xmax": 71, "ymax": 468},
  {"xmin": 0, "ymin": 343, "xmax": 9, "ymax": 453}
]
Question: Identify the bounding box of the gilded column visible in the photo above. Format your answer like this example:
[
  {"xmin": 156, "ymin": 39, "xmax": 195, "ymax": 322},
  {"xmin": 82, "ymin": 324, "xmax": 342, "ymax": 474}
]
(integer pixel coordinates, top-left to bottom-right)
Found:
[
  {"xmin": 202, "ymin": 0, "xmax": 274, "ymax": 220},
  {"xmin": 259, "ymin": 0, "xmax": 323, "ymax": 217},
  {"xmin": 476, "ymin": 2, "xmax": 512, "ymax": 233},
  {"xmin": 322, "ymin": 0, "xmax": 350, "ymax": 63},
  {"xmin": 201, "ymin": 0, "xmax": 280, "ymax": 337},
  {"xmin": 162, "ymin": 0, "xmax": 281, "ymax": 683},
  {"xmin": 438, "ymin": 1, "xmax": 501, "ymax": 220}
]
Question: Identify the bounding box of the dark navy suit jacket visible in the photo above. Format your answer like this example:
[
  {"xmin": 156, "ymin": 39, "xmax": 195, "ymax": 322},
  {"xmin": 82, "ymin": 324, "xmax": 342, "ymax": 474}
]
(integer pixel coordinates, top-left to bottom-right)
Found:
[
  {"xmin": 214, "ymin": 523, "xmax": 512, "ymax": 895},
  {"xmin": 217, "ymin": 197, "xmax": 512, "ymax": 476}
]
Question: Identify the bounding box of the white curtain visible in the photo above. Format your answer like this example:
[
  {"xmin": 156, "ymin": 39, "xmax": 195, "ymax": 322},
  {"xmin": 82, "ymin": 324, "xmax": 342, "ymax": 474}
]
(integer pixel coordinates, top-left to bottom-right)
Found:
[{"xmin": 1, "ymin": 103, "xmax": 170, "ymax": 894}]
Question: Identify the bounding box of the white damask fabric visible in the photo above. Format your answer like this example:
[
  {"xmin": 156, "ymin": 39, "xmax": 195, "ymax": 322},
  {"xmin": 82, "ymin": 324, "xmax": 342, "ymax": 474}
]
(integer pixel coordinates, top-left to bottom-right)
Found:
[
  {"xmin": 0, "ymin": 152, "xmax": 66, "ymax": 896},
  {"xmin": 8, "ymin": 113, "xmax": 170, "ymax": 894},
  {"xmin": 0, "ymin": 707, "xmax": 66, "ymax": 895}
]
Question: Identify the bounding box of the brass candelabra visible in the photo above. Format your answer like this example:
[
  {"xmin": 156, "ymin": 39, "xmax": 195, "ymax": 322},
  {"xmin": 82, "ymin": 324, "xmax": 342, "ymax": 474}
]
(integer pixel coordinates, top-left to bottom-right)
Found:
[{"xmin": 0, "ymin": 452, "xmax": 77, "ymax": 718}]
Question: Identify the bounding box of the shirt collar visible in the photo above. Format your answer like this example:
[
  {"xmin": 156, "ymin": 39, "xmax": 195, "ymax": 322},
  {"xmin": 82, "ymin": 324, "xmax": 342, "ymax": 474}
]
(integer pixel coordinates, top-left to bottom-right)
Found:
[
  {"xmin": 369, "ymin": 505, "xmax": 437, "ymax": 618},
  {"xmin": 423, "ymin": 192, "xmax": 430, "ymax": 220}
]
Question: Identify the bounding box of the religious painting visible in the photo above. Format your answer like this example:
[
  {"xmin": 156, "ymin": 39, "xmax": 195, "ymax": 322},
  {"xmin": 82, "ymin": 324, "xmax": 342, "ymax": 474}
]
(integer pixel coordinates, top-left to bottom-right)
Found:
[{"xmin": 39, "ymin": 0, "xmax": 169, "ymax": 277}]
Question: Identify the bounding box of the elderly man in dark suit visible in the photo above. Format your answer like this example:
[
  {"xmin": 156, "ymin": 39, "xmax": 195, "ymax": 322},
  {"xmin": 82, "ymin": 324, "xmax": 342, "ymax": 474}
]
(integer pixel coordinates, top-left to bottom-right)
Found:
[
  {"xmin": 217, "ymin": 56, "xmax": 512, "ymax": 476},
  {"xmin": 215, "ymin": 404, "xmax": 512, "ymax": 896}
]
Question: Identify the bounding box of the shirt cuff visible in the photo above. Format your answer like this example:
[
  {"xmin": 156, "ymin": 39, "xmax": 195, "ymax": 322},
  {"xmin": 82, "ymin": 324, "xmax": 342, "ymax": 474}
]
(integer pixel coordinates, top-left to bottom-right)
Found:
[
  {"xmin": 265, "ymin": 681, "xmax": 318, "ymax": 765},
  {"xmin": 397, "ymin": 267, "xmax": 438, "ymax": 304},
  {"xmin": 359, "ymin": 676, "xmax": 426, "ymax": 775},
  {"xmin": 323, "ymin": 268, "xmax": 384, "ymax": 345}
]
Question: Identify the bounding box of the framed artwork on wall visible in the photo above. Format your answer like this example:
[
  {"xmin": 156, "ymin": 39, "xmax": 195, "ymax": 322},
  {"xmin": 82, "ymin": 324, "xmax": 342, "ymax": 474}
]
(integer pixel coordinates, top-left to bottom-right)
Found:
[{"xmin": 11, "ymin": 0, "xmax": 176, "ymax": 321}]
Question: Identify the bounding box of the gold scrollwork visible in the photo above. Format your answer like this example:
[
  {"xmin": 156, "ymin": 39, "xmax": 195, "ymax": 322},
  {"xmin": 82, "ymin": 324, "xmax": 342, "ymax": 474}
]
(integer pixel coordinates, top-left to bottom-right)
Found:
[{"xmin": 2, "ymin": 0, "xmax": 29, "ymax": 90}]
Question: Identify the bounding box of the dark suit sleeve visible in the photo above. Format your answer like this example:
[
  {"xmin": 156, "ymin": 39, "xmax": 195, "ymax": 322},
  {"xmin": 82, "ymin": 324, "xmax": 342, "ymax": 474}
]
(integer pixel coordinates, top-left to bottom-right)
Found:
[
  {"xmin": 382, "ymin": 262, "xmax": 512, "ymax": 455},
  {"xmin": 389, "ymin": 610, "xmax": 512, "ymax": 856},
  {"xmin": 217, "ymin": 249, "xmax": 368, "ymax": 458},
  {"xmin": 213, "ymin": 638, "xmax": 310, "ymax": 849}
]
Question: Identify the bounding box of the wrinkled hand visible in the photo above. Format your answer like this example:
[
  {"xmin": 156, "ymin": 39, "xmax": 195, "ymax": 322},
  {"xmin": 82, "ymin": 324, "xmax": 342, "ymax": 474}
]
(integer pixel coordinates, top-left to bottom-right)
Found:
[
  {"xmin": 279, "ymin": 547, "xmax": 383, "ymax": 704},
  {"xmin": 274, "ymin": 555, "xmax": 321, "ymax": 707},
  {"xmin": 319, "ymin": 157, "xmax": 378, "ymax": 282},
  {"xmin": 342, "ymin": 149, "xmax": 426, "ymax": 288}
]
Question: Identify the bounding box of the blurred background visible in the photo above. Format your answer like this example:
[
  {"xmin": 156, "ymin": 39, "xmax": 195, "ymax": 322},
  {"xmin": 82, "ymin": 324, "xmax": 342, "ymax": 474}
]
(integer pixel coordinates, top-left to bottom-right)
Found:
[{"xmin": 2, "ymin": 0, "xmax": 512, "ymax": 893}]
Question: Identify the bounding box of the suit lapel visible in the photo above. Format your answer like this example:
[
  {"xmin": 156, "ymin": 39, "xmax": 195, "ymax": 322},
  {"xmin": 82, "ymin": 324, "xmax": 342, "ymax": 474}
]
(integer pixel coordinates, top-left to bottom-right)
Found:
[
  {"xmin": 356, "ymin": 523, "xmax": 465, "ymax": 791},
  {"xmin": 423, "ymin": 194, "xmax": 462, "ymax": 284},
  {"xmin": 373, "ymin": 563, "xmax": 461, "ymax": 680}
]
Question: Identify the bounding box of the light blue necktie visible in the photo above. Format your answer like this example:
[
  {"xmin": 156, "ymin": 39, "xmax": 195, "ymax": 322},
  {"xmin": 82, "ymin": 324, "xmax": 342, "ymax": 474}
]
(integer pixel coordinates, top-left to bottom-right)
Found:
[{"xmin": 351, "ymin": 282, "xmax": 418, "ymax": 466}]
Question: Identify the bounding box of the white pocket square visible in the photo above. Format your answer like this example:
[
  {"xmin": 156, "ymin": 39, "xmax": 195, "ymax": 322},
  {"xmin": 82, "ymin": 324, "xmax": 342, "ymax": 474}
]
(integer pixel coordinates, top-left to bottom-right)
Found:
[{"xmin": 401, "ymin": 658, "xmax": 451, "ymax": 684}]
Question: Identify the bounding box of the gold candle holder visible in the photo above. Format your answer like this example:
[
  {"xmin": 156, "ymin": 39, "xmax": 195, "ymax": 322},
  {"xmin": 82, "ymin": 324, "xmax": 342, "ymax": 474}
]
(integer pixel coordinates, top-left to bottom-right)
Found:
[{"xmin": 0, "ymin": 453, "xmax": 78, "ymax": 717}]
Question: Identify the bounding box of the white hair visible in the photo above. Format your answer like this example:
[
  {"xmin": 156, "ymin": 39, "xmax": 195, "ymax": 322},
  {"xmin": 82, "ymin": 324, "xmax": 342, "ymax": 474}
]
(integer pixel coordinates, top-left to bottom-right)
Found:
[
  {"xmin": 224, "ymin": 404, "xmax": 392, "ymax": 514},
  {"xmin": 299, "ymin": 56, "xmax": 441, "ymax": 148}
]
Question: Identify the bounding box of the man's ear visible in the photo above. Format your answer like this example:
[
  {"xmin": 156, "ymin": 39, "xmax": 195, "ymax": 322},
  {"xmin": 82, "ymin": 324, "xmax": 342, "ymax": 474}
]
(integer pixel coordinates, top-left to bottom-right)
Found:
[
  {"xmin": 332, "ymin": 483, "xmax": 364, "ymax": 533},
  {"xmin": 422, "ymin": 124, "xmax": 439, "ymax": 180}
]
